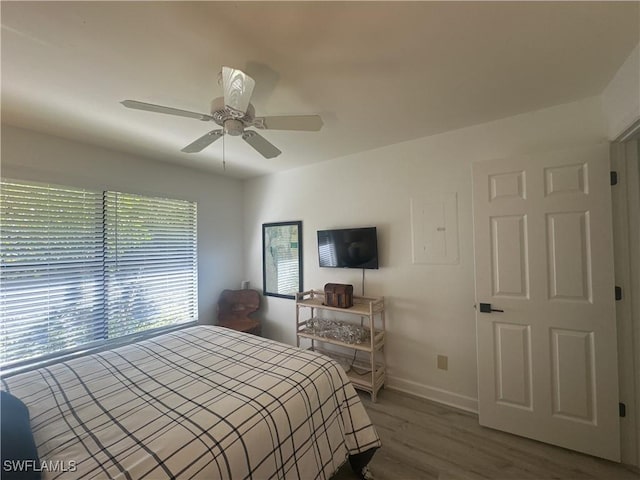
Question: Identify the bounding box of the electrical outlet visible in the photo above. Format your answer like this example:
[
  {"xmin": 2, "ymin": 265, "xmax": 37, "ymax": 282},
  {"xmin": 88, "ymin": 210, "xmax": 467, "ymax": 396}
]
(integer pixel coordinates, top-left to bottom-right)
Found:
[{"xmin": 437, "ymin": 354, "xmax": 448, "ymax": 371}]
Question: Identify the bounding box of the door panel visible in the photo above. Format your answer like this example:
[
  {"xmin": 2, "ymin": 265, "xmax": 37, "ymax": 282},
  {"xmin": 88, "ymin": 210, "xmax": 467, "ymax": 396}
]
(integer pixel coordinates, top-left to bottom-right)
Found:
[
  {"xmin": 494, "ymin": 322, "xmax": 532, "ymax": 408},
  {"xmin": 473, "ymin": 144, "xmax": 620, "ymax": 461},
  {"xmin": 544, "ymin": 163, "xmax": 587, "ymax": 195},
  {"xmin": 551, "ymin": 328, "xmax": 595, "ymax": 422},
  {"xmin": 489, "ymin": 170, "xmax": 527, "ymax": 200},
  {"xmin": 546, "ymin": 211, "xmax": 592, "ymax": 301},
  {"xmin": 491, "ymin": 215, "xmax": 529, "ymax": 297}
]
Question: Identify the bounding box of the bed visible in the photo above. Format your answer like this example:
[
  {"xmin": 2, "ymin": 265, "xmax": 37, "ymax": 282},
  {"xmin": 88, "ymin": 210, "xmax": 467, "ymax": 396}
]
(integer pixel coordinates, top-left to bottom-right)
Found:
[{"xmin": 1, "ymin": 325, "xmax": 380, "ymax": 479}]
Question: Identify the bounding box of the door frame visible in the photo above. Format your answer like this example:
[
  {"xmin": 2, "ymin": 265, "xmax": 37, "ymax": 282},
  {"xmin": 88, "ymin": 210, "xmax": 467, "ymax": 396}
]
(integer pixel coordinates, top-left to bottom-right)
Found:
[{"xmin": 612, "ymin": 131, "xmax": 640, "ymax": 467}]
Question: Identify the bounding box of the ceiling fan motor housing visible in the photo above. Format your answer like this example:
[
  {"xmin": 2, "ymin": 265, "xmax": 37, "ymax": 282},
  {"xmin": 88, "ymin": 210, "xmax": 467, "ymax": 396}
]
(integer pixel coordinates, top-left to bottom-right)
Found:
[
  {"xmin": 210, "ymin": 97, "xmax": 255, "ymax": 133},
  {"xmin": 224, "ymin": 119, "xmax": 244, "ymax": 136}
]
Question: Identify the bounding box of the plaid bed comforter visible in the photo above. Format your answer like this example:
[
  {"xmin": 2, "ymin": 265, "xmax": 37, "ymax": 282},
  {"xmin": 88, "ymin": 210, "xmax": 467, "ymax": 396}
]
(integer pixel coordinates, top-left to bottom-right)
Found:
[{"xmin": 2, "ymin": 326, "xmax": 380, "ymax": 479}]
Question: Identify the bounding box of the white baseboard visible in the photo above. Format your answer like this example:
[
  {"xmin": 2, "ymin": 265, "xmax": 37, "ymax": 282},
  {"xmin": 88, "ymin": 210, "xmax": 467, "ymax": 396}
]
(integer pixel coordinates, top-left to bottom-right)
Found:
[{"xmin": 385, "ymin": 375, "xmax": 479, "ymax": 414}]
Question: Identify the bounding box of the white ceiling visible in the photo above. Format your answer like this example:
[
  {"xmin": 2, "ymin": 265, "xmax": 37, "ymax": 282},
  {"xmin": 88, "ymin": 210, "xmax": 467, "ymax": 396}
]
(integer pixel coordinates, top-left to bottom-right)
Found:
[{"xmin": 1, "ymin": 1, "xmax": 638, "ymax": 179}]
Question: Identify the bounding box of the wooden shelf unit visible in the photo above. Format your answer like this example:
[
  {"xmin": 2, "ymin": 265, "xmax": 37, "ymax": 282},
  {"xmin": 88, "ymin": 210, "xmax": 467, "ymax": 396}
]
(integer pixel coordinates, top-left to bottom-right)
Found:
[{"xmin": 295, "ymin": 289, "xmax": 386, "ymax": 402}]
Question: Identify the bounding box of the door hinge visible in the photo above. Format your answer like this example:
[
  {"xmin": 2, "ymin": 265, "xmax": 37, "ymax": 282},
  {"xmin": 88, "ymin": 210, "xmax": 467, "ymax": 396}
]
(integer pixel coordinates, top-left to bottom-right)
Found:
[
  {"xmin": 620, "ymin": 402, "xmax": 626, "ymax": 417},
  {"xmin": 615, "ymin": 286, "xmax": 623, "ymax": 301},
  {"xmin": 611, "ymin": 171, "xmax": 618, "ymax": 186}
]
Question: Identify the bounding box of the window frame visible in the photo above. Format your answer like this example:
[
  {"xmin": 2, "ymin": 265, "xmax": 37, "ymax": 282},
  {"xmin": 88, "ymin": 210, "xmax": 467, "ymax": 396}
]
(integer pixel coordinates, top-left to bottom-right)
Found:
[{"xmin": 262, "ymin": 221, "xmax": 303, "ymax": 299}]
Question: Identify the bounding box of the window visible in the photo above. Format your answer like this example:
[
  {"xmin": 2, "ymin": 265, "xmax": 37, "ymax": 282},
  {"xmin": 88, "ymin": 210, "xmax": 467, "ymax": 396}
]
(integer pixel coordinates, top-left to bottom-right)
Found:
[{"xmin": 0, "ymin": 180, "xmax": 198, "ymax": 368}]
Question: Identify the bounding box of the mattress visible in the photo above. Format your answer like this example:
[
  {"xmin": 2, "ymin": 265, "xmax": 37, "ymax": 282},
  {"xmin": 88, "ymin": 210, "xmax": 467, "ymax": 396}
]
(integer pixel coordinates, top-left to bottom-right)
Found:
[{"xmin": 2, "ymin": 325, "xmax": 380, "ymax": 479}]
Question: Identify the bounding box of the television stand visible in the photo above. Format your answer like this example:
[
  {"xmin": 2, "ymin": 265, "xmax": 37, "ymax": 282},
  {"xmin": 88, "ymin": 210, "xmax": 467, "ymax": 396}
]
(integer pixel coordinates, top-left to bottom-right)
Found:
[{"xmin": 295, "ymin": 289, "xmax": 386, "ymax": 402}]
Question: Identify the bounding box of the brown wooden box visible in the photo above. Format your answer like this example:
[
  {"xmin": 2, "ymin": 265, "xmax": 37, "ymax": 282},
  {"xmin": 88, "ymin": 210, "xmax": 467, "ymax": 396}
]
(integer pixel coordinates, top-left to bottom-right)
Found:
[{"xmin": 324, "ymin": 283, "xmax": 354, "ymax": 308}]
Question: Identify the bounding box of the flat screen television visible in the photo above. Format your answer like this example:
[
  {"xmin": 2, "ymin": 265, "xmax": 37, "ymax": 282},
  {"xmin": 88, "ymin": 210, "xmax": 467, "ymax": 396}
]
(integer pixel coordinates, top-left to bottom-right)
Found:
[{"xmin": 317, "ymin": 227, "xmax": 379, "ymax": 269}]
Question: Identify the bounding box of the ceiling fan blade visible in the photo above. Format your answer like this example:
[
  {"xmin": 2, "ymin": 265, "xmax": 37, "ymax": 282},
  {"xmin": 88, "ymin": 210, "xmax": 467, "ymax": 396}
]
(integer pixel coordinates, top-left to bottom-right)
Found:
[
  {"xmin": 255, "ymin": 115, "xmax": 323, "ymax": 131},
  {"xmin": 121, "ymin": 100, "xmax": 213, "ymax": 121},
  {"xmin": 181, "ymin": 129, "xmax": 224, "ymax": 153},
  {"xmin": 221, "ymin": 66, "xmax": 255, "ymax": 117},
  {"xmin": 242, "ymin": 131, "xmax": 282, "ymax": 159}
]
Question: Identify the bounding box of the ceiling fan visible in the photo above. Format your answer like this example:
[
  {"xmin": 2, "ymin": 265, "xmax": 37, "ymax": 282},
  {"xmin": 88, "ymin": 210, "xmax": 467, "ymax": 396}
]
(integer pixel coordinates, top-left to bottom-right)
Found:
[{"xmin": 121, "ymin": 66, "xmax": 323, "ymax": 159}]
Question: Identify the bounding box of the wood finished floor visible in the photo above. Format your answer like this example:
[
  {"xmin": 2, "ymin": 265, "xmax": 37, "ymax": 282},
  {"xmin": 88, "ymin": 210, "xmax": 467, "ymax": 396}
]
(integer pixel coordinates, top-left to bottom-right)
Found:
[{"xmin": 334, "ymin": 388, "xmax": 640, "ymax": 480}]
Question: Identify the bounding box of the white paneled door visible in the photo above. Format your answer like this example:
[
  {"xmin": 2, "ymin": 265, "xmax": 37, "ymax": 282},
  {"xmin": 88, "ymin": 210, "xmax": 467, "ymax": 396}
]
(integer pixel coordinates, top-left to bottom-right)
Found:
[{"xmin": 472, "ymin": 144, "xmax": 620, "ymax": 461}]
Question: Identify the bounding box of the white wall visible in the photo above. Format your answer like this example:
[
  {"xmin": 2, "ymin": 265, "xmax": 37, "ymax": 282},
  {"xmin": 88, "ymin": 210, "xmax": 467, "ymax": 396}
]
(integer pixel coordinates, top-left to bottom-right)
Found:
[
  {"xmin": 603, "ymin": 42, "xmax": 640, "ymax": 140},
  {"xmin": 1, "ymin": 125, "xmax": 245, "ymax": 325},
  {"xmin": 244, "ymin": 96, "xmax": 608, "ymax": 411}
]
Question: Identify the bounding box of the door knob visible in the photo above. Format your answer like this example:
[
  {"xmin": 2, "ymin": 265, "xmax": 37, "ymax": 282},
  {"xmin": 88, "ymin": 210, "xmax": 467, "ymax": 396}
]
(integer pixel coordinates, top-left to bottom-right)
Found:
[{"xmin": 479, "ymin": 302, "xmax": 504, "ymax": 313}]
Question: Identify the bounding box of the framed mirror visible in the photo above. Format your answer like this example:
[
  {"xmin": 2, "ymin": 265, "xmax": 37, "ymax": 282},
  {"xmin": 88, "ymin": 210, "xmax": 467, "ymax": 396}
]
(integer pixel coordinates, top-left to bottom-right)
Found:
[{"xmin": 262, "ymin": 221, "xmax": 303, "ymax": 299}]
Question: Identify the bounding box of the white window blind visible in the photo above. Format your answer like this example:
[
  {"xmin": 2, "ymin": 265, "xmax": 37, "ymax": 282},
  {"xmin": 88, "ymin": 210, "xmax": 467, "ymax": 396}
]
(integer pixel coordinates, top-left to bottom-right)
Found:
[
  {"xmin": 0, "ymin": 180, "xmax": 197, "ymax": 368},
  {"xmin": 0, "ymin": 181, "xmax": 105, "ymax": 366},
  {"xmin": 104, "ymin": 192, "xmax": 197, "ymax": 338}
]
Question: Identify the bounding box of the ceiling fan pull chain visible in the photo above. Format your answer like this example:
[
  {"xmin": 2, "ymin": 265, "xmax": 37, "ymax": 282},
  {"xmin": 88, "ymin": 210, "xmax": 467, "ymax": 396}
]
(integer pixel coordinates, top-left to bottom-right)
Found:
[{"xmin": 222, "ymin": 132, "xmax": 226, "ymax": 171}]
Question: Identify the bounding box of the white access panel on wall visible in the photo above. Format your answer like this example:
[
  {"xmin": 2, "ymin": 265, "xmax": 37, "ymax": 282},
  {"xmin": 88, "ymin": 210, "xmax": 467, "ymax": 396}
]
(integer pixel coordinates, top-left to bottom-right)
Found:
[{"xmin": 410, "ymin": 192, "xmax": 459, "ymax": 264}]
